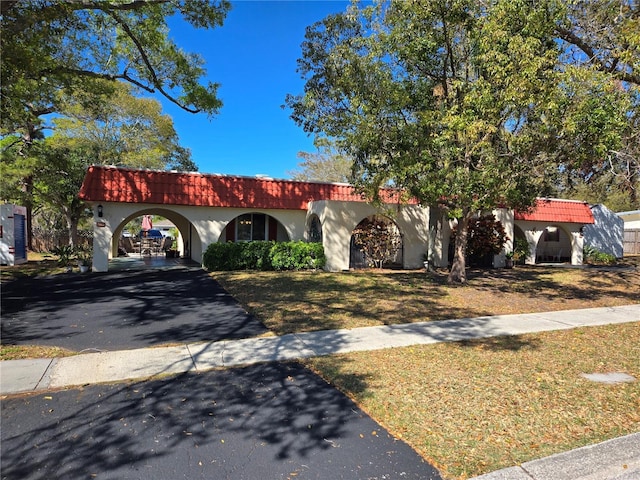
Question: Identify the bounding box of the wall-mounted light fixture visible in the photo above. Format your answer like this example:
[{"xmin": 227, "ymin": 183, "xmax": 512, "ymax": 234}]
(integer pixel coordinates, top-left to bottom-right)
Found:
[{"xmin": 97, "ymin": 204, "xmax": 103, "ymax": 218}]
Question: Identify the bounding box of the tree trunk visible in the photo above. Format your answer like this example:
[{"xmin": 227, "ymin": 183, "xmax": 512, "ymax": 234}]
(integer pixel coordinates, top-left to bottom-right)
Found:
[
  {"xmin": 448, "ymin": 212, "xmax": 471, "ymax": 284},
  {"xmin": 65, "ymin": 212, "xmax": 80, "ymax": 248}
]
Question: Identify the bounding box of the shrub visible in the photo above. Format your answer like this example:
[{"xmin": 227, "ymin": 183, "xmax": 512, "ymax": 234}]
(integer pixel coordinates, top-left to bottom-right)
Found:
[
  {"xmin": 451, "ymin": 214, "xmax": 507, "ymax": 267},
  {"xmin": 240, "ymin": 241, "xmax": 274, "ymax": 270},
  {"xmin": 584, "ymin": 245, "xmax": 616, "ymax": 265},
  {"xmin": 270, "ymin": 241, "xmax": 326, "ymax": 271},
  {"xmin": 203, "ymin": 242, "xmax": 243, "ymax": 270},
  {"xmin": 352, "ymin": 217, "xmax": 402, "ymax": 268},
  {"xmin": 51, "ymin": 245, "xmax": 75, "ymax": 267},
  {"xmin": 512, "ymin": 238, "xmax": 530, "ymax": 264},
  {"xmin": 203, "ymin": 241, "xmax": 326, "ymax": 271}
]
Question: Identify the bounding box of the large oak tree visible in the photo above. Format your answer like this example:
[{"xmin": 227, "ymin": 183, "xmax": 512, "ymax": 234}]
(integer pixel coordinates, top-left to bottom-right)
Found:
[
  {"xmin": 287, "ymin": 0, "xmax": 636, "ymax": 283},
  {"xmin": 1, "ymin": 0, "xmax": 228, "ymax": 248}
]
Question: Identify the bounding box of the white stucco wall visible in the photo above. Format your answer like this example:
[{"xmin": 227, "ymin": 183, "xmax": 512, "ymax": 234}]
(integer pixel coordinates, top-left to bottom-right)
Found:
[
  {"xmin": 309, "ymin": 200, "xmax": 430, "ymax": 271},
  {"xmin": 584, "ymin": 205, "xmax": 624, "ymax": 258},
  {"xmin": 514, "ymin": 221, "xmax": 585, "ymax": 265},
  {"xmin": 87, "ymin": 201, "xmax": 309, "ymax": 272}
]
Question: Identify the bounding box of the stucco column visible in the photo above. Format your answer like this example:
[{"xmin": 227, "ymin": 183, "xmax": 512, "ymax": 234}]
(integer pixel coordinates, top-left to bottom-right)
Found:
[
  {"xmin": 525, "ymin": 230, "xmax": 542, "ymax": 264},
  {"xmin": 92, "ymin": 215, "xmax": 112, "ymax": 272},
  {"xmin": 571, "ymin": 231, "xmax": 584, "ymax": 265}
]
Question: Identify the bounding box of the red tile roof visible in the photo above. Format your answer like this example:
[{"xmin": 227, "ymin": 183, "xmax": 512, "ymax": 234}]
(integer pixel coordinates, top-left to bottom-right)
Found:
[
  {"xmin": 514, "ymin": 199, "xmax": 594, "ymax": 224},
  {"xmin": 79, "ymin": 166, "xmax": 413, "ymax": 209}
]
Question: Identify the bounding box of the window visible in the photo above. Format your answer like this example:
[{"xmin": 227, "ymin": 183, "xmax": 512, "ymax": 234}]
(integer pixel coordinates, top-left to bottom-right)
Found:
[
  {"xmin": 308, "ymin": 215, "xmax": 322, "ymax": 243},
  {"xmin": 236, "ymin": 213, "xmax": 267, "ymax": 241}
]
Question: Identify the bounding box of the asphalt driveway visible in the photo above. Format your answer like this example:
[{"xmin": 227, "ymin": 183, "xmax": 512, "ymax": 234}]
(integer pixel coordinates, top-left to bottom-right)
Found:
[
  {"xmin": 1, "ymin": 267, "xmax": 443, "ymax": 479},
  {"xmin": 1, "ymin": 268, "xmax": 268, "ymax": 352},
  {"xmin": 1, "ymin": 362, "xmax": 442, "ymax": 480}
]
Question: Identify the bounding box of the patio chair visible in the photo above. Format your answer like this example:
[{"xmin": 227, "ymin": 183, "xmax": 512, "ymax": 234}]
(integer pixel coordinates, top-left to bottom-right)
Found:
[
  {"xmin": 160, "ymin": 236, "xmax": 172, "ymax": 252},
  {"xmin": 123, "ymin": 237, "xmax": 135, "ymax": 253}
]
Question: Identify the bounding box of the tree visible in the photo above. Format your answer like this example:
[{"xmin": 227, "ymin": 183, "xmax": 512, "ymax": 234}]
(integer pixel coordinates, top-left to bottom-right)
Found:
[
  {"xmin": 1, "ymin": 86, "xmax": 196, "ymax": 248},
  {"xmin": 287, "ymin": 0, "xmax": 566, "ymax": 283},
  {"xmin": 2, "ymin": 1, "xmax": 226, "ymax": 247},
  {"xmin": 288, "ymin": 138, "xmax": 353, "ymax": 183},
  {"xmin": 552, "ymin": 1, "xmax": 640, "ymax": 208},
  {"xmin": 54, "ymin": 82, "xmax": 198, "ymax": 171},
  {"xmin": 450, "ymin": 214, "xmax": 507, "ymax": 267},
  {"xmin": 1, "ymin": 0, "xmax": 230, "ymax": 142}
]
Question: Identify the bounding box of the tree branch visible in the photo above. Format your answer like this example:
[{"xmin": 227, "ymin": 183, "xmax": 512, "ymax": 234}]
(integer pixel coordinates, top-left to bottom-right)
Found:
[
  {"xmin": 555, "ymin": 25, "xmax": 640, "ymax": 85},
  {"xmin": 106, "ymin": 10, "xmax": 202, "ymax": 113}
]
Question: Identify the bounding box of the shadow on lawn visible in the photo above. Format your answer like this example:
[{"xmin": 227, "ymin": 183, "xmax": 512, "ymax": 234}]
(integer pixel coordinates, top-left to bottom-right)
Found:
[
  {"xmin": 458, "ymin": 334, "xmax": 542, "ymax": 352},
  {"xmin": 463, "ymin": 265, "xmax": 639, "ymax": 303},
  {"xmin": 215, "ymin": 265, "xmax": 639, "ymax": 337}
]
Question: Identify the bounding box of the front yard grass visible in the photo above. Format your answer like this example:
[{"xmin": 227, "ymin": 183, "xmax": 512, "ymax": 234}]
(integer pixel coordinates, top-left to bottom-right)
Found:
[
  {"xmin": 305, "ymin": 324, "xmax": 640, "ymax": 479},
  {"xmin": 212, "ymin": 260, "xmax": 639, "ymax": 335},
  {"xmin": 212, "ymin": 259, "xmax": 639, "ymax": 479}
]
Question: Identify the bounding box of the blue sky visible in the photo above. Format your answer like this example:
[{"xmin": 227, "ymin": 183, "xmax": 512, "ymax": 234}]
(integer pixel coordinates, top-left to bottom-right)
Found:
[{"xmin": 162, "ymin": 1, "xmax": 353, "ymax": 179}]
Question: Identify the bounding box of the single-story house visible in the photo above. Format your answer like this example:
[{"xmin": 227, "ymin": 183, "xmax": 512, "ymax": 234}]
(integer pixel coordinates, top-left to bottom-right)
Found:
[{"xmin": 78, "ymin": 166, "xmax": 595, "ymax": 272}]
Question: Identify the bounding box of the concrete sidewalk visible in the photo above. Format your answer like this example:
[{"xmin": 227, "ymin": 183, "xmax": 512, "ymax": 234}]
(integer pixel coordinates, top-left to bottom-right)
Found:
[
  {"xmin": 1, "ymin": 304, "xmax": 638, "ymax": 394},
  {"xmin": 1, "ymin": 304, "xmax": 639, "ymax": 479}
]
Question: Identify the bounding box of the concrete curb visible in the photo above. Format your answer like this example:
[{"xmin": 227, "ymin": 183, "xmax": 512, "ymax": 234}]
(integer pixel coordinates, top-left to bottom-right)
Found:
[{"xmin": 470, "ymin": 432, "xmax": 640, "ymax": 480}]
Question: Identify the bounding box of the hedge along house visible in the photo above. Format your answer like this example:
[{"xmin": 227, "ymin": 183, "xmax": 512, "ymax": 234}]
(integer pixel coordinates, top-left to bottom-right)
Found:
[{"xmin": 78, "ymin": 166, "xmax": 434, "ymax": 272}]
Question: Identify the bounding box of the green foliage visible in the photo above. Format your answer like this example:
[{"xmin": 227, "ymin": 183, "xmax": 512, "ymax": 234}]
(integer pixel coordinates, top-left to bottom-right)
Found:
[
  {"xmin": 288, "ymin": 138, "xmax": 353, "ymax": 183},
  {"xmin": 203, "ymin": 241, "xmax": 326, "ymax": 271},
  {"xmin": 1, "ymin": 0, "xmax": 230, "ymax": 137},
  {"xmin": 583, "ymin": 245, "xmax": 616, "ymax": 265},
  {"xmin": 352, "ymin": 217, "xmax": 402, "ymax": 268},
  {"xmin": 53, "ymin": 82, "xmax": 196, "ymax": 171},
  {"xmin": 270, "ymin": 241, "xmax": 326, "ymax": 271},
  {"xmin": 286, "ymin": 0, "xmax": 638, "ymax": 281},
  {"xmin": 286, "ymin": 0, "xmax": 562, "ymax": 282},
  {"xmin": 512, "ymin": 238, "xmax": 531, "ymax": 263},
  {"xmin": 51, "ymin": 245, "xmax": 75, "ymax": 267},
  {"xmin": 203, "ymin": 242, "xmax": 245, "ymax": 271}
]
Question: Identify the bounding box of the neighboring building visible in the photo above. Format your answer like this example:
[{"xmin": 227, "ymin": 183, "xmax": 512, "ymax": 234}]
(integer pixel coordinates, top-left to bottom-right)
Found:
[
  {"xmin": 583, "ymin": 204, "xmax": 625, "ymax": 258},
  {"xmin": 1, "ymin": 204, "xmax": 28, "ymax": 266},
  {"xmin": 618, "ymin": 210, "xmax": 640, "ymax": 255},
  {"xmin": 618, "ymin": 210, "xmax": 640, "ymax": 229},
  {"xmin": 78, "ymin": 166, "xmax": 595, "ymax": 272}
]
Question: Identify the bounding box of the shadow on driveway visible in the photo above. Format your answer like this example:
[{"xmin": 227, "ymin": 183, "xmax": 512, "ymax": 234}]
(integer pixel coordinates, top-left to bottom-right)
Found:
[
  {"xmin": 1, "ymin": 363, "xmax": 442, "ymax": 479},
  {"xmin": 1, "ymin": 268, "xmax": 268, "ymax": 352}
]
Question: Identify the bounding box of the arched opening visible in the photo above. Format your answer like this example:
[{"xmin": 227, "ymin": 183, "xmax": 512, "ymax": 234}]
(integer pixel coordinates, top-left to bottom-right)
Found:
[
  {"xmin": 113, "ymin": 208, "xmax": 200, "ymax": 262},
  {"xmin": 307, "ymin": 214, "xmax": 323, "ymax": 243},
  {"xmin": 349, "ymin": 215, "xmax": 403, "ymax": 269},
  {"xmin": 219, "ymin": 213, "xmax": 290, "ymax": 242},
  {"xmin": 535, "ymin": 225, "xmax": 571, "ymax": 263}
]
